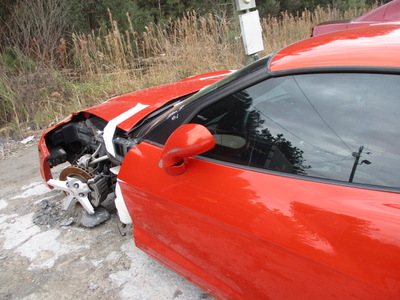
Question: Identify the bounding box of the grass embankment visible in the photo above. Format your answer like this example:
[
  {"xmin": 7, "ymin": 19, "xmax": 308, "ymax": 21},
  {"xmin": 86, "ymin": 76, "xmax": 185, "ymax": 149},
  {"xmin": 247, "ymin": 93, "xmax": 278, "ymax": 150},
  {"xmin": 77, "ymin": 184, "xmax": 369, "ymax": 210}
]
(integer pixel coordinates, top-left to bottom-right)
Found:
[{"xmin": 0, "ymin": 5, "xmax": 374, "ymax": 136}]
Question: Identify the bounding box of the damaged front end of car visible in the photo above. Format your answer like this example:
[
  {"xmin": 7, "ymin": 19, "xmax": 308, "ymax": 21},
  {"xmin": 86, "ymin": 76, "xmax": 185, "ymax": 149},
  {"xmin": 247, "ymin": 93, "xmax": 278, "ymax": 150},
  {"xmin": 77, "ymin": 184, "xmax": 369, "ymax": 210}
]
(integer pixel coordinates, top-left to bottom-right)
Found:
[
  {"xmin": 38, "ymin": 70, "xmax": 233, "ymax": 225},
  {"xmin": 38, "ymin": 112, "xmax": 133, "ymax": 224}
]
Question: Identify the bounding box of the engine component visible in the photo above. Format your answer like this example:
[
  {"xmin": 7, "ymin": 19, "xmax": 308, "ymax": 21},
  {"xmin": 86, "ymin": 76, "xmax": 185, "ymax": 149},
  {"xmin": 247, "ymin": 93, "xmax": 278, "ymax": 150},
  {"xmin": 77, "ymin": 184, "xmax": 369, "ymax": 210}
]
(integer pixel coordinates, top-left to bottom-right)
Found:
[
  {"xmin": 48, "ymin": 146, "xmax": 67, "ymax": 167},
  {"xmin": 76, "ymin": 154, "xmax": 92, "ymax": 169},
  {"xmin": 88, "ymin": 175, "xmax": 109, "ymax": 207},
  {"xmin": 59, "ymin": 165, "xmax": 93, "ymax": 182}
]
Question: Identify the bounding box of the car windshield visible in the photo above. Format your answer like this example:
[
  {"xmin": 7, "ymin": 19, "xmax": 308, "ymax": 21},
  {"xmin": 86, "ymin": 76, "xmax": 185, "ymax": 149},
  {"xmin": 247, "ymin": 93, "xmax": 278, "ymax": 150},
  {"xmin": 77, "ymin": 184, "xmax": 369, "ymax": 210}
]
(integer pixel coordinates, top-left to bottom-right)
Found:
[{"xmin": 137, "ymin": 55, "xmax": 272, "ymax": 140}]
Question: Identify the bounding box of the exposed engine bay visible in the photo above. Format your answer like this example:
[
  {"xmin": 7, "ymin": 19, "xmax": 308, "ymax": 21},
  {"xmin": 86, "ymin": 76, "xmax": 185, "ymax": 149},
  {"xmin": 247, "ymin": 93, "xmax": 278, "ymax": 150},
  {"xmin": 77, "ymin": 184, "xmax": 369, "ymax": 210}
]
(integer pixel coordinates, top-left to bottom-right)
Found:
[
  {"xmin": 44, "ymin": 114, "xmax": 134, "ymax": 220},
  {"xmin": 37, "ymin": 76, "xmax": 225, "ymax": 225}
]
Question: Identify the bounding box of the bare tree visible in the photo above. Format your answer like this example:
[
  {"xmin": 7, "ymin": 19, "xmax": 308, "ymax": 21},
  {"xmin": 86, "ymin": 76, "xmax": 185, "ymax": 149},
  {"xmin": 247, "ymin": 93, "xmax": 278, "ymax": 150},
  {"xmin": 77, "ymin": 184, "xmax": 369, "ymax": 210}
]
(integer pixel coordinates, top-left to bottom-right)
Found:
[{"xmin": 5, "ymin": 0, "xmax": 72, "ymax": 63}]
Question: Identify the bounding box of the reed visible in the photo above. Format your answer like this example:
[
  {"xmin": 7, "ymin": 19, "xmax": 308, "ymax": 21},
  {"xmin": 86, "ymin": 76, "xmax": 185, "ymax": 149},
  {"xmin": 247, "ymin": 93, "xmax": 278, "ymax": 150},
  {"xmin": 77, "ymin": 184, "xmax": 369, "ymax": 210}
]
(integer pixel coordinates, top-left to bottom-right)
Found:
[
  {"xmin": 261, "ymin": 5, "xmax": 376, "ymax": 54},
  {"xmin": 72, "ymin": 5, "xmax": 375, "ymax": 74}
]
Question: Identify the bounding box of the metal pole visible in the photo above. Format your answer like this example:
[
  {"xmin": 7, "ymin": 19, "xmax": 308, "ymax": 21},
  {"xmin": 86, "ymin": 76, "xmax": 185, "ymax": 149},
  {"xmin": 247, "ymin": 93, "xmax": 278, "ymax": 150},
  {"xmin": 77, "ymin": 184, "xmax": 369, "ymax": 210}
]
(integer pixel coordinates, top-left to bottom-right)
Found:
[{"xmin": 349, "ymin": 146, "xmax": 363, "ymax": 183}]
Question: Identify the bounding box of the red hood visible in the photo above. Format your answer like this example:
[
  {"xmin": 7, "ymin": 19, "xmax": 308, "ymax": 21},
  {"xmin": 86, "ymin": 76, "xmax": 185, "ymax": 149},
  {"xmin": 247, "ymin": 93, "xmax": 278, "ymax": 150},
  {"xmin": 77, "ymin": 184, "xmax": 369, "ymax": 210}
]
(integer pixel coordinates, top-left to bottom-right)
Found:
[{"xmin": 84, "ymin": 70, "xmax": 233, "ymax": 131}]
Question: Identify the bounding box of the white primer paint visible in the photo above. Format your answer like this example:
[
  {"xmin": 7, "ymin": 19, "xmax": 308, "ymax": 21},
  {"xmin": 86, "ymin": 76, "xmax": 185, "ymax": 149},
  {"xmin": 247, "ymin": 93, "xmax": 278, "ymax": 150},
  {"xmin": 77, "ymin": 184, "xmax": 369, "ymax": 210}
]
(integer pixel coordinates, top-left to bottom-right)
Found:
[
  {"xmin": 103, "ymin": 103, "xmax": 149, "ymax": 157},
  {"xmin": 115, "ymin": 182, "xmax": 132, "ymax": 224}
]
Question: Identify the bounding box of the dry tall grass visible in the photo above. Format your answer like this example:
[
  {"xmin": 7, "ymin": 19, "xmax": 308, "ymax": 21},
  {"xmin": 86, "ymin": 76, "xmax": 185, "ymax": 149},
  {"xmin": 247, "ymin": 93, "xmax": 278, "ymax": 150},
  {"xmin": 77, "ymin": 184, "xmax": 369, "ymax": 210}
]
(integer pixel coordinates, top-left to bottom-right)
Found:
[
  {"xmin": 72, "ymin": 11, "xmax": 243, "ymax": 83},
  {"xmin": 72, "ymin": 5, "xmax": 375, "ymax": 78},
  {"xmin": 0, "ymin": 4, "xmax": 377, "ymax": 135},
  {"xmin": 262, "ymin": 5, "xmax": 375, "ymax": 53}
]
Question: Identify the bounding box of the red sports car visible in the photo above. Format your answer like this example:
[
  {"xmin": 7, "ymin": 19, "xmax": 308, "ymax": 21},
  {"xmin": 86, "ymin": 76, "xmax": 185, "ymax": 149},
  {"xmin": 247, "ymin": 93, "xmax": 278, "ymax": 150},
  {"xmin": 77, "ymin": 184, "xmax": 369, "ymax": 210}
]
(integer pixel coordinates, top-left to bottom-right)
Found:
[
  {"xmin": 39, "ymin": 24, "xmax": 400, "ymax": 299},
  {"xmin": 311, "ymin": 0, "xmax": 400, "ymax": 36}
]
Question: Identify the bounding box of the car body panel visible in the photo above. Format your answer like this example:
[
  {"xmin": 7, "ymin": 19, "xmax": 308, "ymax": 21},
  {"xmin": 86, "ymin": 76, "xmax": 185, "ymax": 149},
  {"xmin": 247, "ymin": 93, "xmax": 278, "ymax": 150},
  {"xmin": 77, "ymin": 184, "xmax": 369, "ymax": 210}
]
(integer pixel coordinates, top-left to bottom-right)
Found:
[
  {"xmin": 311, "ymin": 20, "xmax": 371, "ymax": 37},
  {"xmin": 118, "ymin": 141, "xmax": 400, "ymax": 299},
  {"xmin": 271, "ymin": 24, "xmax": 400, "ymax": 72},
  {"xmin": 84, "ymin": 70, "xmax": 233, "ymax": 131},
  {"xmin": 311, "ymin": 0, "xmax": 400, "ymax": 36}
]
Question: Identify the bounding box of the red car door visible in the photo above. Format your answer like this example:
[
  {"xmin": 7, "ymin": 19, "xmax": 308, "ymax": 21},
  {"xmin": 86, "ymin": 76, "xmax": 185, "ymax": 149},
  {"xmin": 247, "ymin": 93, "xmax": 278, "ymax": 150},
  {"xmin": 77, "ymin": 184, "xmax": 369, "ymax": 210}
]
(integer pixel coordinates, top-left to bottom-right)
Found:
[{"xmin": 118, "ymin": 141, "xmax": 400, "ymax": 299}]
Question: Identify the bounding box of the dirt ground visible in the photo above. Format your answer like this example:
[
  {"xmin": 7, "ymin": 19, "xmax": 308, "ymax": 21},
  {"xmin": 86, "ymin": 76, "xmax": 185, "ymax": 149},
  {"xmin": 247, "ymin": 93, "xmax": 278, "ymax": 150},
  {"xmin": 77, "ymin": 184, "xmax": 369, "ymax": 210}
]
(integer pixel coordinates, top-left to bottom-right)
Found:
[{"xmin": 0, "ymin": 137, "xmax": 214, "ymax": 300}]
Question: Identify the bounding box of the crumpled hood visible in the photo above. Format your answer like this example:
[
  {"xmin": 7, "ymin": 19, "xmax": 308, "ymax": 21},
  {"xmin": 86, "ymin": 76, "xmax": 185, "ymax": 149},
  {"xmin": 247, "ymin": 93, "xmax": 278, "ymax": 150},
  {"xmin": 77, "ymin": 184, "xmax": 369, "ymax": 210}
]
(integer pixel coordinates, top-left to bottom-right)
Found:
[{"xmin": 84, "ymin": 70, "xmax": 233, "ymax": 131}]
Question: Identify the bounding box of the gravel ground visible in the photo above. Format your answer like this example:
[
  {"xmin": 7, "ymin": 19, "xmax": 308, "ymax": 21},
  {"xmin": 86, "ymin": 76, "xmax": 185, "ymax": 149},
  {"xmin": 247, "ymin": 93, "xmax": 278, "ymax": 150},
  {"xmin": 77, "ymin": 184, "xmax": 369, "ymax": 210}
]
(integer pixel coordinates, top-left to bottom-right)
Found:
[
  {"xmin": 0, "ymin": 135, "xmax": 215, "ymax": 300},
  {"xmin": 0, "ymin": 134, "xmax": 37, "ymax": 161}
]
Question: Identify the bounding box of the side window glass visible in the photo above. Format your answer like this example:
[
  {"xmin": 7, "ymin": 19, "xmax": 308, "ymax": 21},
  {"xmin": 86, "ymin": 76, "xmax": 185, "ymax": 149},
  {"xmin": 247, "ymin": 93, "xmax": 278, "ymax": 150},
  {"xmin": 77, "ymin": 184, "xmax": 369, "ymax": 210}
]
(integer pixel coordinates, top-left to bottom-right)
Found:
[{"xmin": 191, "ymin": 74, "xmax": 400, "ymax": 189}]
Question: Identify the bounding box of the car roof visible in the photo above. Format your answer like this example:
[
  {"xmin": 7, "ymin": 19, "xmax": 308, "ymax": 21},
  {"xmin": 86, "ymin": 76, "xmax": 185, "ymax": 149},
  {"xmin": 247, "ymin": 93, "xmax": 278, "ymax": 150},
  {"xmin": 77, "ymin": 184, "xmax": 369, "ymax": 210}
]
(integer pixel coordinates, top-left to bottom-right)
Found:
[{"xmin": 270, "ymin": 23, "xmax": 400, "ymax": 72}]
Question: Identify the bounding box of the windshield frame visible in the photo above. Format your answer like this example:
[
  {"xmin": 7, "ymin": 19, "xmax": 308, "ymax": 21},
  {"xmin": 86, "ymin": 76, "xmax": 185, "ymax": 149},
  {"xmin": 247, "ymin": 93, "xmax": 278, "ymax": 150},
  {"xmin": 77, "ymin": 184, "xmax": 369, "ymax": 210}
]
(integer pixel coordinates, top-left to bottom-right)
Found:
[{"xmin": 136, "ymin": 55, "xmax": 273, "ymax": 141}]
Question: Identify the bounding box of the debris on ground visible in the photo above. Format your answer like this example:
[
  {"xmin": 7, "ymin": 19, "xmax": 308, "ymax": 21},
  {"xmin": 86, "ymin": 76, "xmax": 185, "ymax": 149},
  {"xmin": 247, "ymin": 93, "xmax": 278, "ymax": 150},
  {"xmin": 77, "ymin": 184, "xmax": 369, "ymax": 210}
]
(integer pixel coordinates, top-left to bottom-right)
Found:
[
  {"xmin": 32, "ymin": 199, "xmax": 65, "ymax": 227},
  {"xmin": 81, "ymin": 206, "xmax": 110, "ymax": 228},
  {"xmin": 20, "ymin": 135, "xmax": 35, "ymax": 144}
]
